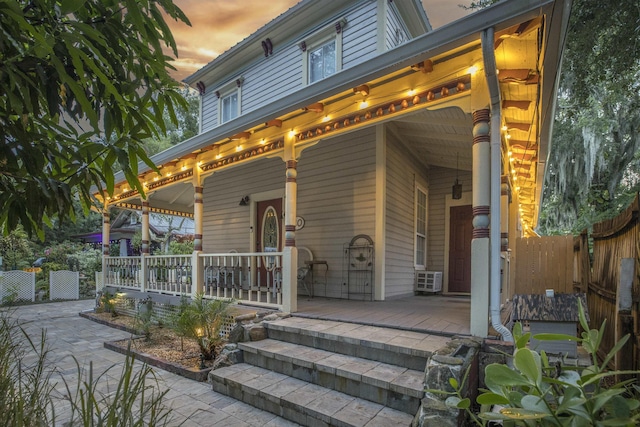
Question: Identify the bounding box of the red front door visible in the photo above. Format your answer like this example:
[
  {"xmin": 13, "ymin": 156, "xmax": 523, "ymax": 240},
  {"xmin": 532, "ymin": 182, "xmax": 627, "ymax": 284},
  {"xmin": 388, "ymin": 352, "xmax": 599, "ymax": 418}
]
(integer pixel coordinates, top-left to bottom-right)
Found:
[
  {"xmin": 448, "ymin": 205, "xmax": 472, "ymax": 293},
  {"xmin": 256, "ymin": 198, "xmax": 282, "ymax": 287}
]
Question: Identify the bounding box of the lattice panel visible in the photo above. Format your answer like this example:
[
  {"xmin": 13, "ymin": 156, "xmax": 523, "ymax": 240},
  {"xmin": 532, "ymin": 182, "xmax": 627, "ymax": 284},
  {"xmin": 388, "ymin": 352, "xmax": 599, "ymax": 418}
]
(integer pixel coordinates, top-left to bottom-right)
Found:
[
  {"xmin": 50, "ymin": 271, "xmax": 80, "ymax": 300},
  {"xmin": 113, "ymin": 296, "xmax": 234, "ymax": 338},
  {"xmin": 0, "ymin": 271, "xmax": 35, "ymax": 303}
]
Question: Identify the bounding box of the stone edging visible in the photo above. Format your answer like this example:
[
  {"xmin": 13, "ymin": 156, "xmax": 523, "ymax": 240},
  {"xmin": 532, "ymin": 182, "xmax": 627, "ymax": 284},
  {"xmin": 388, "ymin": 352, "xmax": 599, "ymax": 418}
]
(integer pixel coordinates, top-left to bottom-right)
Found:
[{"xmin": 79, "ymin": 310, "xmax": 211, "ymax": 382}]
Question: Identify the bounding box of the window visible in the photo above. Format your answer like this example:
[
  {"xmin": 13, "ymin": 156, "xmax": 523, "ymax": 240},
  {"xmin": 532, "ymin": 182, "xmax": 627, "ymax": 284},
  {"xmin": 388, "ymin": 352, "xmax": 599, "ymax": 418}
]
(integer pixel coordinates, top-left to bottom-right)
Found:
[
  {"xmin": 415, "ymin": 187, "xmax": 427, "ymax": 268},
  {"xmin": 309, "ymin": 39, "xmax": 336, "ymax": 83},
  {"xmin": 220, "ymin": 91, "xmax": 238, "ymax": 123},
  {"xmin": 302, "ymin": 24, "xmax": 342, "ymax": 85}
]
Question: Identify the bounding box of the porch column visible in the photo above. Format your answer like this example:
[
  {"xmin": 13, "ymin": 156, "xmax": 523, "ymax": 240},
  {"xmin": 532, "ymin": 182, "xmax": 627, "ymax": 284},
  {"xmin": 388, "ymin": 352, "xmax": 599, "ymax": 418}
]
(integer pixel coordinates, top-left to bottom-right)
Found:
[
  {"xmin": 101, "ymin": 207, "xmax": 110, "ymax": 289},
  {"xmin": 140, "ymin": 201, "xmax": 150, "ymax": 292},
  {"xmin": 192, "ymin": 171, "xmax": 204, "ymax": 296},
  {"xmin": 282, "ymin": 136, "xmax": 298, "ymax": 313},
  {"xmin": 500, "ymin": 177, "xmax": 510, "ymax": 299},
  {"xmin": 470, "ymin": 108, "xmax": 491, "ymax": 337}
]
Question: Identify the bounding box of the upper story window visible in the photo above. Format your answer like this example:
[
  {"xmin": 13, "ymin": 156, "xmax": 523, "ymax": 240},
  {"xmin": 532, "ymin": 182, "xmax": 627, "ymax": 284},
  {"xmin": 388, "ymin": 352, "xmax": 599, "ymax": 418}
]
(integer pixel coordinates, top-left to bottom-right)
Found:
[
  {"xmin": 309, "ymin": 39, "xmax": 337, "ymax": 83},
  {"xmin": 301, "ymin": 21, "xmax": 343, "ymax": 85},
  {"xmin": 220, "ymin": 91, "xmax": 238, "ymax": 123},
  {"xmin": 216, "ymin": 78, "xmax": 243, "ymax": 124}
]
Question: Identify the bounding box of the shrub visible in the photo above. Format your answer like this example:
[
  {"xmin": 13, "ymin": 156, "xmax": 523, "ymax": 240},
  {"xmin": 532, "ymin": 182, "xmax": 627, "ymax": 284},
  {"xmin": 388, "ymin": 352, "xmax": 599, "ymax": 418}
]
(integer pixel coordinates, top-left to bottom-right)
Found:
[
  {"xmin": 476, "ymin": 301, "xmax": 640, "ymax": 426},
  {"xmin": 170, "ymin": 294, "xmax": 229, "ymax": 360}
]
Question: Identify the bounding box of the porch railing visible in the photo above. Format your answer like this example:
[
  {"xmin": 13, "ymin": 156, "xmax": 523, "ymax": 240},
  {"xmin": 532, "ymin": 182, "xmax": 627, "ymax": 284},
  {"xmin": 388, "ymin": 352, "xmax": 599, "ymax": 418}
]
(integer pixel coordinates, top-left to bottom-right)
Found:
[
  {"xmin": 104, "ymin": 257, "xmax": 142, "ymax": 290},
  {"xmin": 200, "ymin": 252, "xmax": 282, "ymax": 308},
  {"xmin": 146, "ymin": 255, "xmax": 192, "ymax": 296},
  {"xmin": 103, "ymin": 251, "xmax": 284, "ymax": 309}
]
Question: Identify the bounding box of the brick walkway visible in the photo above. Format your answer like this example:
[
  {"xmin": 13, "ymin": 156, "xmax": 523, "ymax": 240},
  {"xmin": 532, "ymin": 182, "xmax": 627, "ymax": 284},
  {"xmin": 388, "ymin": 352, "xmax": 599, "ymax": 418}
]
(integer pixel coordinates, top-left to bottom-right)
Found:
[{"xmin": 5, "ymin": 300, "xmax": 299, "ymax": 427}]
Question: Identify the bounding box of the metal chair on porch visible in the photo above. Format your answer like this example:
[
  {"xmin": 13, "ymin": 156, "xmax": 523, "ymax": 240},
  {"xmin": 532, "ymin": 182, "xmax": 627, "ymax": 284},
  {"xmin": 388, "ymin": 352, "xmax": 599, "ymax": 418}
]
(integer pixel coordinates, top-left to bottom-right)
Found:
[{"xmin": 297, "ymin": 247, "xmax": 313, "ymax": 297}]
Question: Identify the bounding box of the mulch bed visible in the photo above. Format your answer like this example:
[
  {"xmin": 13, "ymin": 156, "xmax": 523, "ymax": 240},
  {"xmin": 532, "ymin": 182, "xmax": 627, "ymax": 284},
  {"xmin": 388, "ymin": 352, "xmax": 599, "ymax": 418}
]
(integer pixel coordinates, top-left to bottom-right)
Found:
[{"xmin": 79, "ymin": 310, "xmax": 216, "ymax": 382}]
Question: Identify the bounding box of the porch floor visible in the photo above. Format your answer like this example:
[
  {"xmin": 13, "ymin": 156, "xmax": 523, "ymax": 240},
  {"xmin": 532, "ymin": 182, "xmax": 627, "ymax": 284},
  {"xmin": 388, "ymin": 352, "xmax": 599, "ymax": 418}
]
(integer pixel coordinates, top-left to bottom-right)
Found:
[{"xmin": 293, "ymin": 294, "xmax": 471, "ymax": 337}]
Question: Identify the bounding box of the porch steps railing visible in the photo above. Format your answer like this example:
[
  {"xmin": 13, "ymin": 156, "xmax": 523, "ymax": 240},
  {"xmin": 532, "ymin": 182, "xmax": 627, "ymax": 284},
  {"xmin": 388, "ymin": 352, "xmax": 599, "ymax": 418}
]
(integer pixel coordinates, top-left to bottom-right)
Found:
[{"xmin": 209, "ymin": 317, "xmax": 450, "ymax": 426}]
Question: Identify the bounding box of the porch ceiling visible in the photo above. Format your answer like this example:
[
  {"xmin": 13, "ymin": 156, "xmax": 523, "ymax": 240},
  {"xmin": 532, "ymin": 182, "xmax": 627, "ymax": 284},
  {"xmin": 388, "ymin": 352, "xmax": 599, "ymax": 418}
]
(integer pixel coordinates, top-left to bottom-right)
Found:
[{"xmin": 389, "ymin": 107, "xmax": 473, "ymax": 172}]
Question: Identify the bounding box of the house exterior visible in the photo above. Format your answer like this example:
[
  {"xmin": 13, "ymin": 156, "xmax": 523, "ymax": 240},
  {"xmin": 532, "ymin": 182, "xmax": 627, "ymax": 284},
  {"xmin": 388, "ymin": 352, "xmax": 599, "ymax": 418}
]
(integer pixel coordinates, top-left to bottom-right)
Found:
[{"xmin": 98, "ymin": 0, "xmax": 571, "ymax": 338}]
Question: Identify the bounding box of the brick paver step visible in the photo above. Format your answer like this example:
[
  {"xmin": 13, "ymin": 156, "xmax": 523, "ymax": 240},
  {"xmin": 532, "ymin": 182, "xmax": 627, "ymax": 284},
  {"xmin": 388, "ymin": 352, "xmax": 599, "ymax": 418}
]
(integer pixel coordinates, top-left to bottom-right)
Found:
[
  {"xmin": 210, "ymin": 363, "xmax": 414, "ymax": 427},
  {"xmin": 263, "ymin": 317, "xmax": 449, "ymax": 370},
  {"xmin": 239, "ymin": 338, "xmax": 424, "ymax": 414}
]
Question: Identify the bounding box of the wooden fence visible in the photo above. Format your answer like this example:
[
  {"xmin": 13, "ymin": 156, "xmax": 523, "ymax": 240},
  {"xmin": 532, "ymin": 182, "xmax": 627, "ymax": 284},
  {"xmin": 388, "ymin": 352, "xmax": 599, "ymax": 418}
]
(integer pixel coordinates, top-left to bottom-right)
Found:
[
  {"xmin": 514, "ymin": 193, "xmax": 639, "ymax": 373},
  {"xmin": 514, "ymin": 235, "xmax": 574, "ymax": 295},
  {"xmin": 582, "ymin": 194, "xmax": 639, "ymax": 373}
]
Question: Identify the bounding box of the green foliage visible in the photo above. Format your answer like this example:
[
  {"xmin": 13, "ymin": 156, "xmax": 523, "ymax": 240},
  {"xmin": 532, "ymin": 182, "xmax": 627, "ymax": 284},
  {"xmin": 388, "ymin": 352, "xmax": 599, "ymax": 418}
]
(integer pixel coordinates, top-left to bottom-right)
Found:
[
  {"xmin": 0, "ymin": 309, "xmax": 177, "ymax": 426},
  {"xmin": 0, "ymin": 312, "xmax": 56, "ymax": 426},
  {"xmin": 0, "ymin": 227, "xmax": 32, "ymax": 271},
  {"xmin": 98, "ymin": 289, "xmax": 118, "ymax": 317},
  {"xmin": 539, "ymin": 0, "xmax": 640, "ymax": 234},
  {"xmin": 0, "ymin": 0, "xmax": 191, "ymax": 239},
  {"xmin": 475, "ymin": 302, "xmax": 640, "ymax": 426},
  {"xmin": 170, "ymin": 294, "xmax": 229, "ymax": 360},
  {"xmin": 134, "ymin": 298, "xmax": 154, "ymax": 341},
  {"xmin": 169, "ymin": 239, "xmax": 194, "ymax": 255}
]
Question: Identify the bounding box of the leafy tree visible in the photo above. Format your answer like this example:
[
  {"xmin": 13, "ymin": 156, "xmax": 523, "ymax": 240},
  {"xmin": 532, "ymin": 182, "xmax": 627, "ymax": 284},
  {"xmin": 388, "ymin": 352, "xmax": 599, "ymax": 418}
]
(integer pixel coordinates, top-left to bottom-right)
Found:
[
  {"xmin": 0, "ymin": 226, "xmax": 32, "ymax": 270},
  {"xmin": 538, "ymin": 0, "xmax": 640, "ymax": 234},
  {"xmin": 0, "ymin": 0, "xmax": 191, "ymax": 238}
]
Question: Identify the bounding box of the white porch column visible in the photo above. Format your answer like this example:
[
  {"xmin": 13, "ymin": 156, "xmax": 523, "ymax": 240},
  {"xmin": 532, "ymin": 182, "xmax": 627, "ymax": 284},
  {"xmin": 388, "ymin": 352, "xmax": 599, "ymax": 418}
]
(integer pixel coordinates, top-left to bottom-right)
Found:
[
  {"xmin": 101, "ymin": 207, "xmax": 110, "ymax": 288},
  {"xmin": 192, "ymin": 171, "xmax": 204, "ymax": 296},
  {"xmin": 139, "ymin": 201, "xmax": 150, "ymax": 292},
  {"xmin": 470, "ymin": 108, "xmax": 491, "ymax": 337},
  {"xmin": 282, "ymin": 136, "xmax": 298, "ymax": 313}
]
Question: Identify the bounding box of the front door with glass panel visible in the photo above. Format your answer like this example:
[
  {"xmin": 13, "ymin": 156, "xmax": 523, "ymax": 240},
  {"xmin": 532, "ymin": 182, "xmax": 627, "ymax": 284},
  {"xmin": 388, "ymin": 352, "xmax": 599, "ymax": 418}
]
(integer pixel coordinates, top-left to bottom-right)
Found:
[{"xmin": 256, "ymin": 199, "xmax": 282, "ymax": 288}]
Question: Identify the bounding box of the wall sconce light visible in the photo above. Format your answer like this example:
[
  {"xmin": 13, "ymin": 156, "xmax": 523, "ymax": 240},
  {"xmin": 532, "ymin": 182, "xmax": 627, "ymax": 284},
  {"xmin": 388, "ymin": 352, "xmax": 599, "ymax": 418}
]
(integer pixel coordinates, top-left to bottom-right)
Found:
[
  {"xmin": 452, "ymin": 152, "xmax": 462, "ymax": 199},
  {"xmin": 239, "ymin": 196, "xmax": 250, "ymax": 206}
]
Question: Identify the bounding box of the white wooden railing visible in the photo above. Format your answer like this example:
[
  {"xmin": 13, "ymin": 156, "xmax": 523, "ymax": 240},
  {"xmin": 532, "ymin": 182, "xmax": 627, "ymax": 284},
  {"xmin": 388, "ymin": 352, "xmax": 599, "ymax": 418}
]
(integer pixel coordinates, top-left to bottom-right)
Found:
[
  {"xmin": 200, "ymin": 252, "xmax": 283, "ymax": 308},
  {"xmin": 103, "ymin": 251, "xmax": 284, "ymax": 309},
  {"xmin": 104, "ymin": 257, "xmax": 142, "ymax": 290},
  {"xmin": 146, "ymin": 255, "xmax": 192, "ymax": 295}
]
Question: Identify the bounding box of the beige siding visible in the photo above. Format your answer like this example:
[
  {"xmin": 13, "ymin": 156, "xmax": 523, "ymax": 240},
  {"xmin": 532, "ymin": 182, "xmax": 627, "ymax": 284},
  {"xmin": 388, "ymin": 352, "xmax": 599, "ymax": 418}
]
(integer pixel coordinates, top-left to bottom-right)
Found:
[
  {"xmin": 384, "ymin": 131, "xmax": 429, "ymax": 298},
  {"xmin": 426, "ymin": 166, "xmax": 472, "ymax": 273},
  {"xmin": 201, "ymin": 128, "xmax": 377, "ymax": 299},
  {"xmin": 202, "ymin": 157, "xmax": 283, "ymax": 253}
]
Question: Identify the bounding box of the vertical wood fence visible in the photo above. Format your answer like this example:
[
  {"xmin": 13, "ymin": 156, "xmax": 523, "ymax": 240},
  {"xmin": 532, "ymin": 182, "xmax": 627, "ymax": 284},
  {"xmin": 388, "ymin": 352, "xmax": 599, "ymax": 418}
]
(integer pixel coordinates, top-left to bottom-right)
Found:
[
  {"xmin": 582, "ymin": 194, "xmax": 639, "ymax": 373},
  {"xmin": 514, "ymin": 193, "xmax": 638, "ymax": 374},
  {"xmin": 514, "ymin": 235, "xmax": 574, "ymax": 295}
]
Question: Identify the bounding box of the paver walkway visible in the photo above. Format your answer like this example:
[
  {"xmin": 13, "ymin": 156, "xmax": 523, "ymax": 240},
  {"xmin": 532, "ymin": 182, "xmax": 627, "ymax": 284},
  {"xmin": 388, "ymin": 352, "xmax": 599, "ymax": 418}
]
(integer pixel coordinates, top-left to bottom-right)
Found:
[{"xmin": 5, "ymin": 300, "xmax": 299, "ymax": 427}]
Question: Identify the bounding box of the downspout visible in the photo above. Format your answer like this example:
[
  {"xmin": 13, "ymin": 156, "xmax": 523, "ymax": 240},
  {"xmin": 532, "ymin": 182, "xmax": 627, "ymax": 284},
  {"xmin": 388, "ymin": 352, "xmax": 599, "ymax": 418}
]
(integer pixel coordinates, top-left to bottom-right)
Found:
[{"xmin": 482, "ymin": 27, "xmax": 513, "ymax": 342}]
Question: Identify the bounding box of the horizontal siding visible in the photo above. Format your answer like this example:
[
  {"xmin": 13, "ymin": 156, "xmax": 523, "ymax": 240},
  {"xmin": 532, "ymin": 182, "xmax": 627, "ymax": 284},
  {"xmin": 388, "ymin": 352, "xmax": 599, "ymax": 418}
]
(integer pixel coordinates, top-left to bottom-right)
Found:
[
  {"xmin": 242, "ymin": 43, "xmax": 302, "ymax": 114},
  {"xmin": 200, "ymin": 128, "xmax": 377, "ymax": 299},
  {"xmin": 426, "ymin": 166, "xmax": 472, "ymax": 274},
  {"xmin": 297, "ymin": 128, "xmax": 376, "ymax": 298},
  {"xmin": 342, "ymin": 1, "xmax": 378, "ymax": 69},
  {"xmin": 201, "ymin": 91, "xmax": 218, "ymax": 133},
  {"xmin": 385, "ymin": 131, "xmax": 429, "ymax": 298},
  {"xmin": 202, "ymin": 157, "xmax": 283, "ymax": 252},
  {"xmin": 384, "ymin": 3, "xmax": 410, "ymax": 50}
]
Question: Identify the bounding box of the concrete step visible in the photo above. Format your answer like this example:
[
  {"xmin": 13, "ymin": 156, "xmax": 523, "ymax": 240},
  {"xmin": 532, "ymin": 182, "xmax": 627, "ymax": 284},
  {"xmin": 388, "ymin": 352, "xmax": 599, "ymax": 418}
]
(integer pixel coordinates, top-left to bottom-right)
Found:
[
  {"xmin": 263, "ymin": 317, "xmax": 450, "ymax": 371},
  {"xmin": 210, "ymin": 363, "xmax": 414, "ymax": 427},
  {"xmin": 239, "ymin": 338, "xmax": 424, "ymax": 414}
]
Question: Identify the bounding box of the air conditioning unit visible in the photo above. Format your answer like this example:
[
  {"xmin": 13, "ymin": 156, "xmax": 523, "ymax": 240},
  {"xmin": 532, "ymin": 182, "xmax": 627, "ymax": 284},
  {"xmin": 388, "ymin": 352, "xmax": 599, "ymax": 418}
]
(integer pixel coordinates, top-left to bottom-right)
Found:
[{"xmin": 415, "ymin": 271, "xmax": 442, "ymax": 293}]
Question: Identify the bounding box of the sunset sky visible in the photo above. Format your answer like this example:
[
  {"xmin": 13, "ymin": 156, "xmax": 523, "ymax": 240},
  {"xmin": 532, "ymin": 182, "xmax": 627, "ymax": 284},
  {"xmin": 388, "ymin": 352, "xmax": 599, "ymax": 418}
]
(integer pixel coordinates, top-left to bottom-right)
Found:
[{"xmin": 167, "ymin": 0, "xmax": 472, "ymax": 81}]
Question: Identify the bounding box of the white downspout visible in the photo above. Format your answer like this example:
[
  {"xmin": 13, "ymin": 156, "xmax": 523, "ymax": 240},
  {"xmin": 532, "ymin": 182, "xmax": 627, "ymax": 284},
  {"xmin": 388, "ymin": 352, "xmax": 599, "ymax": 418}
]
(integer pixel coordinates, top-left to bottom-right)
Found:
[{"xmin": 482, "ymin": 27, "xmax": 513, "ymax": 342}]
